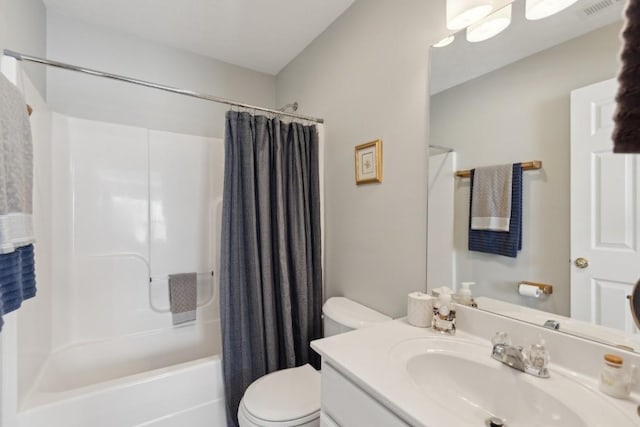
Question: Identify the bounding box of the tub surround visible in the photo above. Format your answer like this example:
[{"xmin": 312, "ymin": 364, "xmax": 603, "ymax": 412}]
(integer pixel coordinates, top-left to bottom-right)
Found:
[
  {"xmin": 312, "ymin": 305, "xmax": 640, "ymax": 426},
  {"xmin": 0, "ymin": 85, "xmax": 226, "ymax": 425}
]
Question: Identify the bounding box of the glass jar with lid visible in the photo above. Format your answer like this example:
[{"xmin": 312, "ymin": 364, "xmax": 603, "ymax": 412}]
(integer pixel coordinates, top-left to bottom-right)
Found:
[{"xmin": 599, "ymin": 354, "xmax": 634, "ymax": 399}]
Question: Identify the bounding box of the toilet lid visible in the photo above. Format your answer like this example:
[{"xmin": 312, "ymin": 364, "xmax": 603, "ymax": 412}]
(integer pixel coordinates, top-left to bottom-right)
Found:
[
  {"xmin": 243, "ymin": 364, "xmax": 321, "ymax": 422},
  {"xmin": 322, "ymin": 297, "xmax": 392, "ymax": 329}
]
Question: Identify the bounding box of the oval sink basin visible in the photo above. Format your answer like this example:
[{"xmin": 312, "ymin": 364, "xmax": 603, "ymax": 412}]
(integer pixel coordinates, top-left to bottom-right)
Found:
[{"xmin": 389, "ymin": 337, "xmax": 636, "ymax": 427}]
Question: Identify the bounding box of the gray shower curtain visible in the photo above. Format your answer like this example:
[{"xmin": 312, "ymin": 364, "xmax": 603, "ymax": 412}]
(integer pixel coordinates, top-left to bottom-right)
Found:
[{"xmin": 219, "ymin": 111, "xmax": 323, "ymax": 427}]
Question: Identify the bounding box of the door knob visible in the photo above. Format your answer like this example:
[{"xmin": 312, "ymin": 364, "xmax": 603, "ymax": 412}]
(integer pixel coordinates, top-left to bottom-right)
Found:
[{"xmin": 575, "ymin": 257, "xmax": 589, "ymax": 268}]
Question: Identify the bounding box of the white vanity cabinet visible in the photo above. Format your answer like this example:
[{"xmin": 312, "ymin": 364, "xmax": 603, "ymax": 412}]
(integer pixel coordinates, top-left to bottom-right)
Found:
[{"xmin": 319, "ymin": 362, "xmax": 409, "ymax": 427}]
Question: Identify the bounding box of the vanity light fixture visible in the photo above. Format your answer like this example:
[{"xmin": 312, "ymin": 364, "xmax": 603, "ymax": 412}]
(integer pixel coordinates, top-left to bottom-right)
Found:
[
  {"xmin": 433, "ymin": 35, "xmax": 456, "ymax": 47},
  {"xmin": 447, "ymin": 0, "xmax": 494, "ymax": 30},
  {"xmin": 466, "ymin": 4, "xmax": 512, "ymax": 43},
  {"xmin": 525, "ymin": 0, "xmax": 579, "ymax": 20}
]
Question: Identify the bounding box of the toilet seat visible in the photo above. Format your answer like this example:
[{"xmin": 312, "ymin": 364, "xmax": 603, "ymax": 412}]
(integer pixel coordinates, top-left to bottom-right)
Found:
[
  {"xmin": 239, "ymin": 364, "xmax": 321, "ymax": 426},
  {"xmin": 238, "ymin": 401, "xmax": 319, "ymax": 427}
]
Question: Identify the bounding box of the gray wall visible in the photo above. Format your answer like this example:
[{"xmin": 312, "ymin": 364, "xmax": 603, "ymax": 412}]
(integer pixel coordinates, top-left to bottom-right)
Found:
[
  {"xmin": 0, "ymin": 0, "xmax": 47, "ymax": 96},
  {"xmin": 46, "ymin": 10, "xmax": 276, "ymax": 138},
  {"xmin": 276, "ymin": 0, "xmax": 447, "ymax": 318},
  {"xmin": 430, "ymin": 23, "xmax": 621, "ymax": 316}
]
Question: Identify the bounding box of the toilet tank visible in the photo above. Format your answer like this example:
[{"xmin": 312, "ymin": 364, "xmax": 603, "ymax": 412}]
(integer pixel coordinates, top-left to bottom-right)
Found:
[{"xmin": 322, "ymin": 297, "xmax": 392, "ymax": 337}]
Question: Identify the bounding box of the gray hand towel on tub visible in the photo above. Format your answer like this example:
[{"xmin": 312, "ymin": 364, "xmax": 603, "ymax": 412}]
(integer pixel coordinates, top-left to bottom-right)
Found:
[{"xmin": 169, "ymin": 272, "xmax": 197, "ymax": 325}]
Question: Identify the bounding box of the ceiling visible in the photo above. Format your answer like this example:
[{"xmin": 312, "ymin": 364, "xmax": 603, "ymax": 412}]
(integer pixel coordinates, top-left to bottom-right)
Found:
[
  {"xmin": 431, "ymin": 0, "xmax": 625, "ymax": 94},
  {"xmin": 42, "ymin": 0, "xmax": 356, "ymax": 75},
  {"xmin": 41, "ymin": 0, "xmax": 624, "ymax": 85}
]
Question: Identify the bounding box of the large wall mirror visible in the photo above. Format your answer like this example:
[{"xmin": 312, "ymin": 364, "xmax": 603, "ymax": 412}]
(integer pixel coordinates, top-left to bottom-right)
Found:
[{"xmin": 428, "ymin": 0, "xmax": 640, "ymax": 351}]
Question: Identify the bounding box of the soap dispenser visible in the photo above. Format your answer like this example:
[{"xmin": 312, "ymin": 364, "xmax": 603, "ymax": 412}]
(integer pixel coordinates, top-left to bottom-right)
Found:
[
  {"xmin": 456, "ymin": 282, "xmax": 477, "ymax": 307},
  {"xmin": 432, "ymin": 291, "xmax": 456, "ymax": 335}
]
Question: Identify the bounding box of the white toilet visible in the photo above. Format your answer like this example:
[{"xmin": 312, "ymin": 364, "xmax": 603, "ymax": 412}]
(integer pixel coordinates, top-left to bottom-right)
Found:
[{"xmin": 237, "ymin": 297, "xmax": 392, "ymax": 427}]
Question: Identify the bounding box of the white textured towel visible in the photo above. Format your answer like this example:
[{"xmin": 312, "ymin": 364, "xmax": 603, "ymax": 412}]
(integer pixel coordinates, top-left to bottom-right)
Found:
[
  {"xmin": 0, "ymin": 73, "xmax": 33, "ymax": 254},
  {"xmin": 471, "ymin": 164, "xmax": 513, "ymax": 232}
]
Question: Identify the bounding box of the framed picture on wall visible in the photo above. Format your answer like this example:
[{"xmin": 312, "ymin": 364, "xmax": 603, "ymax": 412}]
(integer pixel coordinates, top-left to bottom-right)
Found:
[{"xmin": 355, "ymin": 139, "xmax": 382, "ymax": 184}]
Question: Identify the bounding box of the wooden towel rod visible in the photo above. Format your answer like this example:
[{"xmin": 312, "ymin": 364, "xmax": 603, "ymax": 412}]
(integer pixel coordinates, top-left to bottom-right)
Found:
[{"xmin": 455, "ymin": 160, "xmax": 542, "ymax": 178}]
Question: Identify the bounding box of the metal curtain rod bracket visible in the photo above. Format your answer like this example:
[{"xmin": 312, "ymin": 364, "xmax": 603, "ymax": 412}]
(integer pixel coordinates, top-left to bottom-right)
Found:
[
  {"xmin": 456, "ymin": 160, "xmax": 542, "ymax": 178},
  {"xmin": 3, "ymin": 49, "xmax": 324, "ymax": 124}
]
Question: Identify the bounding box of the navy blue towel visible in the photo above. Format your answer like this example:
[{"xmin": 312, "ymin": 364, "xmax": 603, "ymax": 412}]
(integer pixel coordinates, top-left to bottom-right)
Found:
[
  {"xmin": 0, "ymin": 244, "xmax": 36, "ymax": 331},
  {"xmin": 468, "ymin": 164, "xmax": 522, "ymax": 258}
]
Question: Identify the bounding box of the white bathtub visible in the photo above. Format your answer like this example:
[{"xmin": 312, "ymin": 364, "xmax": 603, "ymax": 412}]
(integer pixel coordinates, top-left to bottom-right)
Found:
[
  {"xmin": 12, "ymin": 115, "xmax": 228, "ymax": 427},
  {"xmin": 18, "ymin": 319, "xmax": 226, "ymax": 427}
]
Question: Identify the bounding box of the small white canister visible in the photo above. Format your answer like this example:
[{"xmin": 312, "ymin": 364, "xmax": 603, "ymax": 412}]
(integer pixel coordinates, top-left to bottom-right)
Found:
[
  {"xmin": 599, "ymin": 354, "xmax": 634, "ymax": 399},
  {"xmin": 407, "ymin": 291, "xmax": 434, "ymax": 328}
]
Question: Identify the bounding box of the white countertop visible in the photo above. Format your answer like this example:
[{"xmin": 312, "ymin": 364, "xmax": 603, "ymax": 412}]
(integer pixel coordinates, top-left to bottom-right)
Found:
[
  {"xmin": 312, "ymin": 319, "xmax": 486, "ymax": 426},
  {"xmin": 311, "ymin": 316, "xmax": 640, "ymax": 426}
]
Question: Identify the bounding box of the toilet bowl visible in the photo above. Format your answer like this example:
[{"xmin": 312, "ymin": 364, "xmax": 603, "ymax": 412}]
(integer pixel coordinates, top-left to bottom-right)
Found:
[
  {"xmin": 237, "ymin": 364, "xmax": 321, "ymax": 427},
  {"xmin": 237, "ymin": 297, "xmax": 391, "ymax": 427}
]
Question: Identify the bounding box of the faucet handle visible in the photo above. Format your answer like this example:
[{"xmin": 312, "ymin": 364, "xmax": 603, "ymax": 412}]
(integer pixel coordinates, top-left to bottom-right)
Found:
[
  {"xmin": 491, "ymin": 331, "xmax": 512, "ymax": 347},
  {"xmin": 525, "ymin": 341, "xmax": 550, "ymax": 377},
  {"xmin": 527, "ymin": 341, "xmax": 550, "ymax": 368}
]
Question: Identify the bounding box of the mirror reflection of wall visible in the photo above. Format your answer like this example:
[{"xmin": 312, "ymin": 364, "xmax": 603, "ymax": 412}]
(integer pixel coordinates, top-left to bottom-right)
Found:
[{"xmin": 430, "ymin": 20, "xmax": 620, "ymax": 316}]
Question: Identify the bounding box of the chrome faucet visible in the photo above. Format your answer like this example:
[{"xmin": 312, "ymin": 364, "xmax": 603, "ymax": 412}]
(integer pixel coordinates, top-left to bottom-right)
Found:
[
  {"xmin": 543, "ymin": 319, "xmax": 560, "ymax": 330},
  {"xmin": 491, "ymin": 333, "xmax": 550, "ymax": 378}
]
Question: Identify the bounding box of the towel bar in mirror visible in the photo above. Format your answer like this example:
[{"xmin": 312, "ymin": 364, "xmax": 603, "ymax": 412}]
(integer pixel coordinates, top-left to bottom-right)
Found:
[{"xmin": 455, "ymin": 160, "xmax": 542, "ymax": 178}]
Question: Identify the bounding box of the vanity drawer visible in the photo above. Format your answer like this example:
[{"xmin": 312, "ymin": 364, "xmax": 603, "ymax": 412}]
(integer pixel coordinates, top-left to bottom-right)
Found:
[{"xmin": 321, "ymin": 362, "xmax": 409, "ymax": 427}]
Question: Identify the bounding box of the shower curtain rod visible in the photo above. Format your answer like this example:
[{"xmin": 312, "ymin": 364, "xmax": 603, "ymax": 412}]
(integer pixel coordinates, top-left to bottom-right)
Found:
[{"xmin": 3, "ymin": 49, "xmax": 324, "ymax": 124}]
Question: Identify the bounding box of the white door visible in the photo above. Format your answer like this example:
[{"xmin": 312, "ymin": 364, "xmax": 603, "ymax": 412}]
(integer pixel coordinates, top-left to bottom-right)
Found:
[{"xmin": 570, "ymin": 78, "xmax": 640, "ymax": 336}]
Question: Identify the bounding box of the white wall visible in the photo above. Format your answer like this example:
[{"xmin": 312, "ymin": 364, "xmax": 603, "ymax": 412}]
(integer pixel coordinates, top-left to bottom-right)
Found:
[
  {"xmin": 0, "ymin": 0, "xmax": 46, "ymax": 96},
  {"xmin": 430, "ymin": 23, "xmax": 621, "ymax": 316},
  {"xmin": 276, "ymin": 0, "xmax": 447, "ymax": 318},
  {"xmin": 46, "ymin": 9, "xmax": 276, "ymax": 138}
]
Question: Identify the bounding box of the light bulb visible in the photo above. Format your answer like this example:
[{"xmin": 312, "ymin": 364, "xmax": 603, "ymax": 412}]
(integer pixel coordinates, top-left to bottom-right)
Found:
[
  {"xmin": 525, "ymin": 0, "xmax": 579, "ymax": 20},
  {"xmin": 447, "ymin": 0, "xmax": 494, "ymax": 30},
  {"xmin": 466, "ymin": 4, "xmax": 512, "ymax": 43},
  {"xmin": 433, "ymin": 35, "xmax": 455, "ymax": 48}
]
